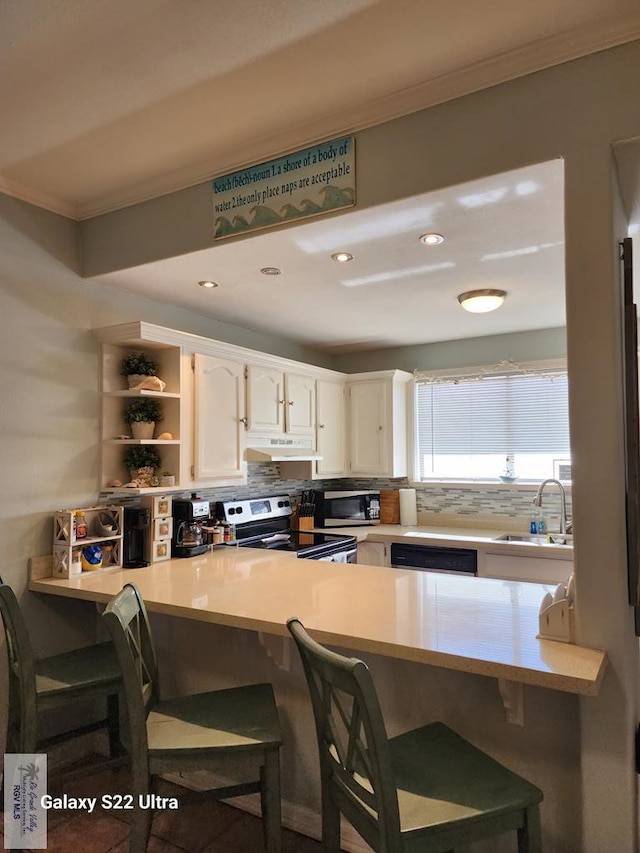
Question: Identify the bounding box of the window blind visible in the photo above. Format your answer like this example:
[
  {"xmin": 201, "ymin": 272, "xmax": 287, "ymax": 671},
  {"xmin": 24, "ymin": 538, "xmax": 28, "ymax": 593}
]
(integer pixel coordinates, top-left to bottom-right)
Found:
[{"xmin": 415, "ymin": 370, "xmax": 570, "ymax": 480}]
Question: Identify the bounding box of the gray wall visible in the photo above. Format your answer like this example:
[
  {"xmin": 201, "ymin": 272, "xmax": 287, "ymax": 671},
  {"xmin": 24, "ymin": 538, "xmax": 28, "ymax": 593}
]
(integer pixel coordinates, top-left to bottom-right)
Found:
[
  {"xmin": 333, "ymin": 326, "xmax": 566, "ymax": 373},
  {"xmin": 2, "ymin": 39, "xmax": 640, "ymax": 851},
  {"xmin": 0, "ymin": 193, "xmax": 330, "ymax": 649}
]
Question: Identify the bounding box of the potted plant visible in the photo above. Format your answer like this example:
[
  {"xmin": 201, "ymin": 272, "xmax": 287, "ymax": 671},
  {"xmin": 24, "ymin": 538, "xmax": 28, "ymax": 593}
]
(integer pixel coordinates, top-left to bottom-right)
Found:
[
  {"xmin": 123, "ymin": 397, "xmax": 164, "ymax": 439},
  {"xmin": 120, "ymin": 351, "xmax": 160, "ymax": 390},
  {"xmin": 124, "ymin": 445, "xmax": 161, "ymax": 486}
]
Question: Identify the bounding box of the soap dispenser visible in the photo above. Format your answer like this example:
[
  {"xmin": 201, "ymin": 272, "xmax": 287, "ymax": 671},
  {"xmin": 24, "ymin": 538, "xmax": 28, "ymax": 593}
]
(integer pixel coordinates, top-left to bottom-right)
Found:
[{"xmin": 530, "ymin": 507, "xmax": 547, "ymax": 535}]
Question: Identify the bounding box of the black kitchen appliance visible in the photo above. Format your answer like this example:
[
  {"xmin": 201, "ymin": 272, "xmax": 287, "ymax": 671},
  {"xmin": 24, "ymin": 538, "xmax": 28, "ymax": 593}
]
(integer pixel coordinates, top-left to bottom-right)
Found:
[
  {"xmin": 172, "ymin": 496, "xmax": 210, "ymax": 558},
  {"xmin": 310, "ymin": 489, "xmax": 381, "ymax": 527},
  {"xmin": 216, "ymin": 495, "xmax": 357, "ymax": 562},
  {"xmin": 123, "ymin": 506, "xmax": 151, "ymax": 568},
  {"xmin": 390, "ymin": 543, "xmax": 477, "ymax": 576}
]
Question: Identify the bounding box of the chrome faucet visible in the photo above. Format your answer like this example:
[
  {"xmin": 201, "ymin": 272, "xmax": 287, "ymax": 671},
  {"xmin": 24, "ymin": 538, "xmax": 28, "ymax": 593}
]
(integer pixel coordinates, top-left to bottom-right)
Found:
[{"xmin": 533, "ymin": 479, "xmax": 572, "ymax": 535}]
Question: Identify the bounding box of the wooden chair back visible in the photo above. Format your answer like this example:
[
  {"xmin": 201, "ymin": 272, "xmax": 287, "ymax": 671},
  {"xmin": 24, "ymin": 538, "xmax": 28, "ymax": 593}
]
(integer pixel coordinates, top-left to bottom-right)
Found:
[
  {"xmin": 287, "ymin": 617, "xmax": 401, "ymax": 851},
  {"xmin": 102, "ymin": 584, "xmax": 159, "ymax": 767},
  {"xmin": 0, "ymin": 583, "xmax": 38, "ymax": 753}
]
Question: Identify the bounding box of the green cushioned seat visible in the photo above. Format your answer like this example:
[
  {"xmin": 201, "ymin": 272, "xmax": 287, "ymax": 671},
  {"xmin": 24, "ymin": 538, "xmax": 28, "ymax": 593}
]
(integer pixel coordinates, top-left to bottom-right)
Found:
[
  {"xmin": 287, "ymin": 617, "xmax": 543, "ymax": 853},
  {"xmin": 103, "ymin": 583, "xmax": 282, "ymax": 853}
]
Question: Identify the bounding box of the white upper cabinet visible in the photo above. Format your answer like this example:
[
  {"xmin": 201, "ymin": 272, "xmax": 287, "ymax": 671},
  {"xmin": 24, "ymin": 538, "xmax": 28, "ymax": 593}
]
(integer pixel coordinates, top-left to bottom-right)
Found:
[
  {"xmin": 284, "ymin": 372, "xmax": 315, "ymax": 435},
  {"xmin": 193, "ymin": 354, "xmax": 246, "ymax": 482},
  {"xmin": 247, "ymin": 365, "xmax": 315, "ymax": 437},
  {"xmin": 95, "ymin": 322, "xmax": 354, "ymax": 487},
  {"xmin": 246, "ymin": 365, "xmax": 284, "ymax": 434},
  {"xmin": 347, "ymin": 371, "xmax": 412, "ymax": 478},
  {"xmin": 316, "ymin": 379, "xmax": 347, "ymax": 477}
]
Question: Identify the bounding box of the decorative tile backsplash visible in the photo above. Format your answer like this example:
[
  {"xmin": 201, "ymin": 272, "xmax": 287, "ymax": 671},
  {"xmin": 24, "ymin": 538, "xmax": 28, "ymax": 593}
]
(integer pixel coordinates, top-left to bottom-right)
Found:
[{"xmin": 177, "ymin": 466, "xmax": 571, "ymax": 531}]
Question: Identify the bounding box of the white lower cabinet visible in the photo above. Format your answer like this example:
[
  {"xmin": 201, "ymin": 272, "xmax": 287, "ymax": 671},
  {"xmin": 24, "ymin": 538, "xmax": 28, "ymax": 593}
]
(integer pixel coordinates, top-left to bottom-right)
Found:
[
  {"xmin": 357, "ymin": 541, "xmax": 388, "ymax": 566},
  {"xmin": 478, "ymin": 552, "xmax": 573, "ymax": 584},
  {"xmin": 193, "ymin": 354, "xmax": 246, "ymax": 482}
]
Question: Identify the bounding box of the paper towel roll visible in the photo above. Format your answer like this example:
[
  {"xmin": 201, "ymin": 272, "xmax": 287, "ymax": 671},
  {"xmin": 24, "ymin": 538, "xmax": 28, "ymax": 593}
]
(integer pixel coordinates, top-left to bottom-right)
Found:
[{"xmin": 399, "ymin": 488, "xmax": 417, "ymax": 526}]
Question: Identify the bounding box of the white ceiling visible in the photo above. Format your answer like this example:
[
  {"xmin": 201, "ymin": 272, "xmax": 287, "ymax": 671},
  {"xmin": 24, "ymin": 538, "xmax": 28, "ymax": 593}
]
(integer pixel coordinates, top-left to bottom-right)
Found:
[
  {"xmin": 98, "ymin": 160, "xmax": 566, "ymax": 353},
  {"xmin": 2, "ymin": 0, "xmax": 639, "ymax": 352}
]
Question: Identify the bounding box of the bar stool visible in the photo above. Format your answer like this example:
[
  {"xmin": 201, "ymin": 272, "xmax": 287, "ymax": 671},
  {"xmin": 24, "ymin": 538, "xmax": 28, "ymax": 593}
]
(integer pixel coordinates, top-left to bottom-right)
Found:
[
  {"xmin": 0, "ymin": 582, "xmax": 122, "ymax": 760},
  {"xmin": 102, "ymin": 583, "xmax": 282, "ymax": 853},
  {"xmin": 287, "ymin": 617, "xmax": 543, "ymax": 853}
]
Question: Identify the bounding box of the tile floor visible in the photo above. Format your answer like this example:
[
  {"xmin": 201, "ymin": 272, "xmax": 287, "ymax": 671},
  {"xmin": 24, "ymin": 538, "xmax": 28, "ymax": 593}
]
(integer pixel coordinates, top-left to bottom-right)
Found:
[{"xmin": 1, "ymin": 761, "xmax": 325, "ymax": 853}]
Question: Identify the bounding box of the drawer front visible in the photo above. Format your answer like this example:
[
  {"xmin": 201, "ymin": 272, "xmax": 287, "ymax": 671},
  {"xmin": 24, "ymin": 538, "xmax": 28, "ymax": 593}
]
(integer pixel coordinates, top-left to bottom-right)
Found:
[
  {"xmin": 152, "ymin": 540, "xmax": 171, "ymax": 562},
  {"xmin": 154, "ymin": 516, "xmax": 173, "ymax": 540},
  {"xmin": 150, "ymin": 495, "xmax": 173, "ymax": 518}
]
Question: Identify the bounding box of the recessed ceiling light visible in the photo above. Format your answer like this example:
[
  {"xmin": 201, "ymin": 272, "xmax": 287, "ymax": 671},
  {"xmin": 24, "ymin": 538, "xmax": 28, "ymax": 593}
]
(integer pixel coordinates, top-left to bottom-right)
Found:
[
  {"xmin": 331, "ymin": 252, "xmax": 353, "ymax": 263},
  {"xmin": 260, "ymin": 267, "xmax": 282, "ymax": 276},
  {"xmin": 198, "ymin": 280, "xmax": 218, "ymax": 288},
  {"xmin": 457, "ymin": 289, "xmax": 507, "ymax": 313},
  {"xmin": 419, "ymin": 233, "xmax": 444, "ymax": 246}
]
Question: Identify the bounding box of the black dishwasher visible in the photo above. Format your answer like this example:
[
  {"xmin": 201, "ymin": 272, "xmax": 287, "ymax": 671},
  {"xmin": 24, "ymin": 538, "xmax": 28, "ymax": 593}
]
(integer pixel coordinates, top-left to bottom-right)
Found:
[{"xmin": 390, "ymin": 543, "xmax": 477, "ymax": 576}]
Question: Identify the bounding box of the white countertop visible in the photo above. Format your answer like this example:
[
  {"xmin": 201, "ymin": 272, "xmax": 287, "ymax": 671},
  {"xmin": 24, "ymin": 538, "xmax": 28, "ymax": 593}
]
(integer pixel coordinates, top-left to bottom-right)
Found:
[
  {"xmin": 29, "ymin": 543, "xmax": 602, "ymax": 696},
  {"xmin": 328, "ymin": 522, "xmax": 574, "ymax": 558}
]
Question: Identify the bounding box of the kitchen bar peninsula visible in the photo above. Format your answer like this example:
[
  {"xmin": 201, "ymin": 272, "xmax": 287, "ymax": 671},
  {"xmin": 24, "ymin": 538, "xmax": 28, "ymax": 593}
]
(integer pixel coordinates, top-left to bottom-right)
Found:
[
  {"xmin": 29, "ymin": 547, "xmax": 604, "ymax": 695},
  {"xmin": 29, "ymin": 550, "xmax": 606, "ymax": 852}
]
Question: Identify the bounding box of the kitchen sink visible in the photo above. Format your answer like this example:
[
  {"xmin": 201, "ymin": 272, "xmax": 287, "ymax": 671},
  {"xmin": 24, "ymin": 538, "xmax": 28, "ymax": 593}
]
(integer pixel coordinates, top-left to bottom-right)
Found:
[{"xmin": 493, "ymin": 533, "xmax": 573, "ymax": 546}]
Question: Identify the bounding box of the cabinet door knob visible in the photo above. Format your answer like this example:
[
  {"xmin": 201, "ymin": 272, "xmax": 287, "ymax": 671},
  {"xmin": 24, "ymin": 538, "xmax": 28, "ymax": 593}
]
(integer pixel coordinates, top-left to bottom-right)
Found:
[
  {"xmin": 318, "ymin": 423, "xmax": 325, "ymax": 429},
  {"xmin": 278, "ymin": 399, "xmax": 285, "ymax": 405},
  {"xmin": 239, "ymin": 417, "xmax": 248, "ymax": 425},
  {"xmin": 288, "ymin": 400, "xmax": 294, "ymax": 406},
  {"xmin": 378, "ymin": 425, "xmax": 384, "ymax": 430}
]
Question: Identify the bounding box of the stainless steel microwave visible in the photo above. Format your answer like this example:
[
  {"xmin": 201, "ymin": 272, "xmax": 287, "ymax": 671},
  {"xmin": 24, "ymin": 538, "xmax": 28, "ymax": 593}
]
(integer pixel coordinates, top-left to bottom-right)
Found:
[{"xmin": 312, "ymin": 490, "xmax": 381, "ymax": 527}]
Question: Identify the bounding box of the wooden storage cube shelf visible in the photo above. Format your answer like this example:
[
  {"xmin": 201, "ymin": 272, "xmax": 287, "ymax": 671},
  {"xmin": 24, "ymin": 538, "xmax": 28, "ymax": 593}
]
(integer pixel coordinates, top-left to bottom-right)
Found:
[
  {"xmin": 52, "ymin": 505, "xmax": 124, "ymax": 578},
  {"xmin": 53, "ymin": 505, "xmax": 123, "ymax": 545},
  {"xmin": 140, "ymin": 495, "xmax": 174, "ymax": 563}
]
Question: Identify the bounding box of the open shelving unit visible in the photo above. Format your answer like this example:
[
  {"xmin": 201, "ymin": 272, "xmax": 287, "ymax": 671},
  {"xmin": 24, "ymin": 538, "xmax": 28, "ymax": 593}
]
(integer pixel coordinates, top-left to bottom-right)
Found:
[
  {"xmin": 53, "ymin": 505, "xmax": 124, "ymax": 578},
  {"xmin": 96, "ymin": 324, "xmax": 184, "ymax": 495}
]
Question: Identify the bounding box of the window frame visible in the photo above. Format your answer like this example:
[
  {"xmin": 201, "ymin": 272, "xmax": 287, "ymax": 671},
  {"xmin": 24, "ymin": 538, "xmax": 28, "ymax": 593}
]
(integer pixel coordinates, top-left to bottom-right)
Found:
[{"xmin": 409, "ymin": 358, "xmax": 570, "ymax": 485}]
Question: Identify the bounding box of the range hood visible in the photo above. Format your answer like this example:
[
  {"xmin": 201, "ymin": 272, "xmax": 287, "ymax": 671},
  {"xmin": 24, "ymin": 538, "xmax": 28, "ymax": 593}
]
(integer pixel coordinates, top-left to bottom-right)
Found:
[{"xmin": 245, "ymin": 446, "xmax": 323, "ymax": 462}]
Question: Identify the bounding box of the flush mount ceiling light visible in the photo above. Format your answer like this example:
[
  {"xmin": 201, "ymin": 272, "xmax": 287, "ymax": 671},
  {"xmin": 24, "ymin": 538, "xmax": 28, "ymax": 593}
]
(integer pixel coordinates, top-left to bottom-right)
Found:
[
  {"xmin": 419, "ymin": 232, "xmax": 444, "ymax": 246},
  {"xmin": 260, "ymin": 267, "xmax": 281, "ymax": 276},
  {"xmin": 198, "ymin": 280, "xmax": 219, "ymax": 289},
  {"xmin": 331, "ymin": 252, "xmax": 353, "ymax": 263},
  {"xmin": 457, "ymin": 289, "xmax": 507, "ymax": 313}
]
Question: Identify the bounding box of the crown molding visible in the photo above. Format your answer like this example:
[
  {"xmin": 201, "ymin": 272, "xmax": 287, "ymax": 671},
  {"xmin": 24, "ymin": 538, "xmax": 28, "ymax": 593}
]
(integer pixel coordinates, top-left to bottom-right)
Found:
[
  {"xmin": 3, "ymin": 20, "xmax": 640, "ymax": 222},
  {"xmin": 0, "ymin": 176, "xmax": 79, "ymax": 220}
]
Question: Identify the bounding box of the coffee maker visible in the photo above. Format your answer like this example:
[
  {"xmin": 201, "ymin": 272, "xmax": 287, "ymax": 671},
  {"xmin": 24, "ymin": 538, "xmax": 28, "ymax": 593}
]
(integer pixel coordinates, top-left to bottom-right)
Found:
[
  {"xmin": 123, "ymin": 506, "xmax": 151, "ymax": 568},
  {"xmin": 172, "ymin": 496, "xmax": 209, "ymax": 557}
]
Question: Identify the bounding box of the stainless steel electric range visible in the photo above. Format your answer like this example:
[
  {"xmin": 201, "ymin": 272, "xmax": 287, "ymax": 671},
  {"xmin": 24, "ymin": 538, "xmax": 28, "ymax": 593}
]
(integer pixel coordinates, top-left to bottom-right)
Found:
[{"xmin": 215, "ymin": 495, "xmax": 358, "ymax": 562}]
